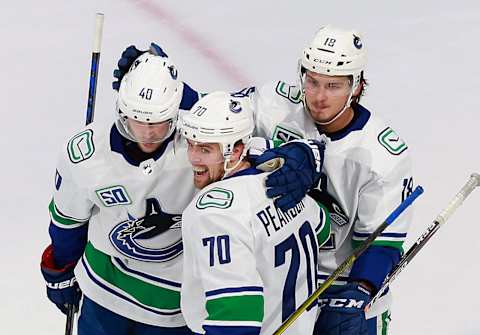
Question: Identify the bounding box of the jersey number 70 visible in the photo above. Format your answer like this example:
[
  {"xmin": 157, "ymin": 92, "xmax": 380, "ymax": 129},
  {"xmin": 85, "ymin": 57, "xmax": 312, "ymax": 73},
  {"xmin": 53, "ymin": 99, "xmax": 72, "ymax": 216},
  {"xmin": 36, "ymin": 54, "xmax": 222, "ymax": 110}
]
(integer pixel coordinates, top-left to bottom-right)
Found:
[{"xmin": 275, "ymin": 221, "xmax": 318, "ymax": 322}]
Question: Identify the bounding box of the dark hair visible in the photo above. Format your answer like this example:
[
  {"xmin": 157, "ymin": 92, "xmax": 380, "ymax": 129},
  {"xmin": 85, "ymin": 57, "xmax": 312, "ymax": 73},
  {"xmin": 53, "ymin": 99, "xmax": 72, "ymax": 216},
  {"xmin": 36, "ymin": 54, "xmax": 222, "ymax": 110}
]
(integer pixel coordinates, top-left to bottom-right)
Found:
[{"xmin": 351, "ymin": 71, "xmax": 368, "ymax": 106}]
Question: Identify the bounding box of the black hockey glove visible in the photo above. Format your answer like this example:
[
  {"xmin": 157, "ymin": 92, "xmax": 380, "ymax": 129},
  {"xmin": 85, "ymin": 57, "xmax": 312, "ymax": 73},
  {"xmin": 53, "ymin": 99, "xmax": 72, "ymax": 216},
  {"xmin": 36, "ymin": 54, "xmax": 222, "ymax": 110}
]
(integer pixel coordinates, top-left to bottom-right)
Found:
[
  {"xmin": 40, "ymin": 245, "xmax": 81, "ymax": 315},
  {"xmin": 254, "ymin": 139, "xmax": 325, "ymax": 211},
  {"xmin": 315, "ymin": 283, "xmax": 371, "ymax": 335},
  {"xmin": 112, "ymin": 42, "xmax": 167, "ymax": 90}
]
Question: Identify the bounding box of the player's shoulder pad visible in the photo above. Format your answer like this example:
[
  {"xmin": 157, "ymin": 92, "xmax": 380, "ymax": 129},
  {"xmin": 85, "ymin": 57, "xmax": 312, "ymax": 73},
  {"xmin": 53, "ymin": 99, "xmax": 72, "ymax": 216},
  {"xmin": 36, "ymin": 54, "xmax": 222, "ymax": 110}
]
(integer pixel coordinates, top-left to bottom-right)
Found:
[
  {"xmin": 368, "ymin": 116, "xmax": 409, "ymax": 157},
  {"xmin": 196, "ymin": 186, "xmax": 235, "ymax": 210},
  {"xmin": 254, "ymin": 80, "xmax": 301, "ymax": 105},
  {"xmin": 273, "ymin": 80, "xmax": 303, "ymax": 104},
  {"xmin": 362, "ymin": 115, "xmax": 411, "ymax": 175},
  {"xmin": 63, "ymin": 123, "xmax": 106, "ymax": 165},
  {"xmin": 194, "ymin": 174, "xmax": 259, "ymax": 211}
]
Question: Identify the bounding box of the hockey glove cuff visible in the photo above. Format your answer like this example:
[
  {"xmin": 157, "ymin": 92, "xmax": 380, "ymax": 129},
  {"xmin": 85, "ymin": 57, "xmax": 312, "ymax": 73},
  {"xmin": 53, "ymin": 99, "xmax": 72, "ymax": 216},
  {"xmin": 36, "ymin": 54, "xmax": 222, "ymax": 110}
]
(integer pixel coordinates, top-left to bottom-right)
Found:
[
  {"xmin": 315, "ymin": 283, "xmax": 371, "ymax": 335},
  {"xmin": 40, "ymin": 245, "xmax": 81, "ymax": 314}
]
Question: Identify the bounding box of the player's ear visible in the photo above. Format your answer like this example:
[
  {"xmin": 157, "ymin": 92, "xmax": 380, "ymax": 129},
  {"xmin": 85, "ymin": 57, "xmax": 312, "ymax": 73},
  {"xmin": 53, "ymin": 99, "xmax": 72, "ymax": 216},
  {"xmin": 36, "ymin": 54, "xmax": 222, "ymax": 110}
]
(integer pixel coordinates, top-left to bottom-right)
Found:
[
  {"xmin": 353, "ymin": 79, "xmax": 363, "ymax": 97},
  {"xmin": 231, "ymin": 142, "xmax": 245, "ymax": 162}
]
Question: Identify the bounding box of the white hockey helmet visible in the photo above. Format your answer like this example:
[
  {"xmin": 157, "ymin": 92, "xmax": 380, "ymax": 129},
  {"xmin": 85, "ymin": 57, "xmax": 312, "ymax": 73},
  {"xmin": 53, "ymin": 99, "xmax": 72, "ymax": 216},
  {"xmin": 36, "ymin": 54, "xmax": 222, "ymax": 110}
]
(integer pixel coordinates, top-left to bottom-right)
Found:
[
  {"xmin": 180, "ymin": 91, "xmax": 254, "ymax": 163},
  {"xmin": 116, "ymin": 52, "xmax": 183, "ymax": 142},
  {"xmin": 300, "ymin": 25, "xmax": 367, "ymax": 90}
]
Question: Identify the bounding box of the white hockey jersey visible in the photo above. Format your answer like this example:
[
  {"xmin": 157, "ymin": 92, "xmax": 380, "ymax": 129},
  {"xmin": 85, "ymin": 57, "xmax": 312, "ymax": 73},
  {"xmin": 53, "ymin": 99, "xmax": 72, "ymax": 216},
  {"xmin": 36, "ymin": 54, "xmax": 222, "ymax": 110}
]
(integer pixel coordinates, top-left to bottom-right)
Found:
[
  {"xmin": 181, "ymin": 169, "xmax": 330, "ymax": 334},
  {"xmin": 49, "ymin": 123, "xmax": 196, "ymax": 326},
  {"xmin": 250, "ymin": 81, "xmax": 413, "ymax": 317}
]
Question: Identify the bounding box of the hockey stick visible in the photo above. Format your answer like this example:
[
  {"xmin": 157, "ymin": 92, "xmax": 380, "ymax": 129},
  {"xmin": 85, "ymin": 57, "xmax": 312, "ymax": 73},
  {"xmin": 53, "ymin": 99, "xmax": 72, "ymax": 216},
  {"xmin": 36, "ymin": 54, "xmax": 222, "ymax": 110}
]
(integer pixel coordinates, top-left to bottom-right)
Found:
[
  {"xmin": 365, "ymin": 173, "xmax": 480, "ymax": 311},
  {"xmin": 273, "ymin": 185, "xmax": 424, "ymax": 335},
  {"xmin": 85, "ymin": 13, "xmax": 104, "ymax": 125},
  {"xmin": 64, "ymin": 12, "xmax": 104, "ymax": 335}
]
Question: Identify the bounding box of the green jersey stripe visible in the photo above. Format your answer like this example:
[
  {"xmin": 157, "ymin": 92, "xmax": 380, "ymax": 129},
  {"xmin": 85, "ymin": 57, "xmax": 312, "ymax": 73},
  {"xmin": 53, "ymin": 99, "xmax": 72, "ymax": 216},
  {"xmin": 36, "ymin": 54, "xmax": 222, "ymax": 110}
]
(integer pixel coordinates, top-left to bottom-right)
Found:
[
  {"xmin": 48, "ymin": 199, "xmax": 88, "ymax": 227},
  {"xmin": 316, "ymin": 204, "xmax": 331, "ymax": 247},
  {"xmin": 206, "ymin": 295, "xmax": 264, "ymax": 322},
  {"xmin": 84, "ymin": 242, "xmax": 181, "ymax": 310}
]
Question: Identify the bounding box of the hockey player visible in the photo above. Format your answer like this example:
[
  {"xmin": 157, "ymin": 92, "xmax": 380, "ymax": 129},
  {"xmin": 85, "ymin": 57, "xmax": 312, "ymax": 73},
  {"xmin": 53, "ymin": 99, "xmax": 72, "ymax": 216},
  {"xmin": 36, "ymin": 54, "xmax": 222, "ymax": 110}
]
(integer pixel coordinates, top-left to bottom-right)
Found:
[
  {"xmin": 40, "ymin": 52, "xmax": 197, "ymax": 334},
  {"xmin": 113, "ymin": 25, "xmax": 413, "ymax": 335},
  {"xmin": 179, "ymin": 91, "xmax": 330, "ymax": 334},
  {"xmin": 41, "ymin": 53, "xmax": 323, "ymax": 333},
  {"xmin": 253, "ymin": 26, "xmax": 413, "ymax": 335}
]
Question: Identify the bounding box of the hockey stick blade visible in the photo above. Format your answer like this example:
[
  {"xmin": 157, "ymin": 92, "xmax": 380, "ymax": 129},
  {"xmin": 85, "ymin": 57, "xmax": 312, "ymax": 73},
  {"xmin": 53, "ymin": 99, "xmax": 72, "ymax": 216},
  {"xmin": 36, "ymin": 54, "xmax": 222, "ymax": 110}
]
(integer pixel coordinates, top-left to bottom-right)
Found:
[
  {"xmin": 273, "ymin": 185, "xmax": 424, "ymax": 335},
  {"xmin": 366, "ymin": 173, "xmax": 480, "ymax": 311}
]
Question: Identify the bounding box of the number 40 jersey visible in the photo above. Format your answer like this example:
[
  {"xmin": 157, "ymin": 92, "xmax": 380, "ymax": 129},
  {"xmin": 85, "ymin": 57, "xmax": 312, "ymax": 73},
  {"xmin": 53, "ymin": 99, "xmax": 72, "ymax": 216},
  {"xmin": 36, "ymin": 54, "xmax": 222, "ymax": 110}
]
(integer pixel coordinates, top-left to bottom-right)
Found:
[{"xmin": 181, "ymin": 168, "xmax": 331, "ymax": 335}]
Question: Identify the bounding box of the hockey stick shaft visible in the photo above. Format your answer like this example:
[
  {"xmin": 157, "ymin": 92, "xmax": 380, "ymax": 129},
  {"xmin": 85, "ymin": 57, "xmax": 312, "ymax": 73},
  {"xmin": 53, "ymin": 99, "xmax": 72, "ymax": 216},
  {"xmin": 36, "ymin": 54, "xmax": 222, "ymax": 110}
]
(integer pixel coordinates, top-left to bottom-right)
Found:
[
  {"xmin": 65, "ymin": 306, "xmax": 75, "ymax": 335},
  {"xmin": 64, "ymin": 13, "xmax": 104, "ymax": 335},
  {"xmin": 85, "ymin": 13, "xmax": 104, "ymax": 125},
  {"xmin": 366, "ymin": 173, "xmax": 480, "ymax": 310},
  {"xmin": 273, "ymin": 185, "xmax": 424, "ymax": 335}
]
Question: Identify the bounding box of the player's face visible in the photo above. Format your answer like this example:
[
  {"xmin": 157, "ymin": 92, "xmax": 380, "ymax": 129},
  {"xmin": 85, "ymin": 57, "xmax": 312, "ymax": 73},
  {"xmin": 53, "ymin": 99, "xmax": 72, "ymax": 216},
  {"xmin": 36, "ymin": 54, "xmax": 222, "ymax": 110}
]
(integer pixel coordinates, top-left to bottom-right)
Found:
[
  {"xmin": 303, "ymin": 71, "xmax": 352, "ymax": 123},
  {"xmin": 186, "ymin": 140, "xmax": 225, "ymax": 189},
  {"xmin": 127, "ymin": 119, "xmax": 173, "ymax": 153}
]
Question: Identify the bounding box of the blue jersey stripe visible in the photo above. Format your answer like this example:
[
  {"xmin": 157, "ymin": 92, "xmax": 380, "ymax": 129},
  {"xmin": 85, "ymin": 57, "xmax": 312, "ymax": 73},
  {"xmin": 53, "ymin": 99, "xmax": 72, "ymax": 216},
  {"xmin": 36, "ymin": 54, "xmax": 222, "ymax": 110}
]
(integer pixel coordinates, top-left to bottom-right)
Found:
[
  {"xmin": 353, "ymin": 231, "xmax": 407, "ymax": 238},
  {"xmin": 203, "ymin": 325, "xmax": 260, "ymax": 335},
  {"xmin": 206, "ymin": 286, "xmax": 263, "ymax": 297}
]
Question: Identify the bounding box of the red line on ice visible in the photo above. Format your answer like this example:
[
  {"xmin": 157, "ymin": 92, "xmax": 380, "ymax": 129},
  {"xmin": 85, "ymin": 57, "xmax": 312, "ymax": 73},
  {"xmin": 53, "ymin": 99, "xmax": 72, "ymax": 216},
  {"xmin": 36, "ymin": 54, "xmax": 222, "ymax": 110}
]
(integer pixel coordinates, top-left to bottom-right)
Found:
[{"xmin": 129, "ymin": 0, "xmax": 251, "ymax": 86}]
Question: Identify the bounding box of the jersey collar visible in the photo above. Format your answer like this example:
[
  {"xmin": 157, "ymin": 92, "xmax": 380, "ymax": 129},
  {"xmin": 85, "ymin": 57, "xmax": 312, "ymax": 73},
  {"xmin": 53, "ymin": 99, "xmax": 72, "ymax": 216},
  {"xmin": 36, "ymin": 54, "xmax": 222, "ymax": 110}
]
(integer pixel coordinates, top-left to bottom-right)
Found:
[
  {"xmin": 317, "ymin": 103, "xmax": 371, "ymax": 141},
  {"xmin": 110, "ymin": 124, "xmax": 175, "ymax": 166},
  {"xmin": 224, "ymin": 166, "xmax": 263, "ymax": 180}
]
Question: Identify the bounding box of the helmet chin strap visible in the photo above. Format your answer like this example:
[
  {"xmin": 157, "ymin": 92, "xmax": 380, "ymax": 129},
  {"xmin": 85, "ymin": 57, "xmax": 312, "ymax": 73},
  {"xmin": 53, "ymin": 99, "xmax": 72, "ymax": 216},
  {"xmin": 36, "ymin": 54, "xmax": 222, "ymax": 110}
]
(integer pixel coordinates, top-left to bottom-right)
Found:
[{"xmin": 221, "ymin": 146, "xmax": 248, "ymax": 180}]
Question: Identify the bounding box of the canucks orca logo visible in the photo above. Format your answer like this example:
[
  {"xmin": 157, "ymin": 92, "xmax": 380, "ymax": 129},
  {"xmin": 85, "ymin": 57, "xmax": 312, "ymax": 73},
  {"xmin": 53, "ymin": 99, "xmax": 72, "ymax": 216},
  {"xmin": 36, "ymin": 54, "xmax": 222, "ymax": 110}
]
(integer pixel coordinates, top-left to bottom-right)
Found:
[
  {"xmin": 168, "ymin": 65, "xmax": 178, "ymax": 80},
  {"xmin": 353, "ymin": 34, "xmax": 363, "ymax": 49},
  {"xmin": 109, "ymin": 199, "xmax": 183, "ymax": 262},
  {"xmin": 229, "ymin": 99, "xmax": 242, "ymax": 113}
]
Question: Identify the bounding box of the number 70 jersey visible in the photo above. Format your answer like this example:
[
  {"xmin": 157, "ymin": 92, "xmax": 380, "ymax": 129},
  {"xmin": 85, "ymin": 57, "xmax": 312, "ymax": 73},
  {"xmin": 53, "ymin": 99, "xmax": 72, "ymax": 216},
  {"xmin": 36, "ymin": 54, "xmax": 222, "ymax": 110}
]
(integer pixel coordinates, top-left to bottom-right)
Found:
[{"xmin": 181, "ymin": 170, "xmax": 331, "ymax": 335}]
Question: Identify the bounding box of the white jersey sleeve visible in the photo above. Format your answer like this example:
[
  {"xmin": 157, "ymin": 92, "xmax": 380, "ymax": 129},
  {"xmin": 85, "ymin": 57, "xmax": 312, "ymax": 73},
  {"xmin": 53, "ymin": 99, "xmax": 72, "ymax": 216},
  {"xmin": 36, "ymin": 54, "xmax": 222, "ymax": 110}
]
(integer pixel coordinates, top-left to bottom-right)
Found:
[{"xmin": 49, "ymin": 133, "xmax": 94, "ymax": 229}]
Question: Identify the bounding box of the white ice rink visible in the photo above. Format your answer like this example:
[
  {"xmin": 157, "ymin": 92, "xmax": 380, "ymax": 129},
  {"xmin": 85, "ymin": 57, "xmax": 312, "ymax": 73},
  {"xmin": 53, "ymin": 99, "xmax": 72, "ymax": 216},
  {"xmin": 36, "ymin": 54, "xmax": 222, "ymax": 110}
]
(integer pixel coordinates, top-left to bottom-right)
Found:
[{"xmin": 3, "ymin": 0, "xmax": 480, "ymax": 333}]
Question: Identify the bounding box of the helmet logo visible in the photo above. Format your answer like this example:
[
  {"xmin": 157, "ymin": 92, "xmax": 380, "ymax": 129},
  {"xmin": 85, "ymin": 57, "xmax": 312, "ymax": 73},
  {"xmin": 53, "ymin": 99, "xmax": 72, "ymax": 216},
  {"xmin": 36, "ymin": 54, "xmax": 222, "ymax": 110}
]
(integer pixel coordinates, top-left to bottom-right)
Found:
[
  {"xmin": 168, "ymin": 65, "xmax": 178, "ymax": 80},
  {"xmin": 130, "ymin": 59, "xmax": 141, "ymax": 72},
  {"xmin": 353, "ymin": 35, "xmax": 362, "ymax": 49},
  {"xmin": 229, "ymin": 100, "xmax": 242, "ymax": 113}
]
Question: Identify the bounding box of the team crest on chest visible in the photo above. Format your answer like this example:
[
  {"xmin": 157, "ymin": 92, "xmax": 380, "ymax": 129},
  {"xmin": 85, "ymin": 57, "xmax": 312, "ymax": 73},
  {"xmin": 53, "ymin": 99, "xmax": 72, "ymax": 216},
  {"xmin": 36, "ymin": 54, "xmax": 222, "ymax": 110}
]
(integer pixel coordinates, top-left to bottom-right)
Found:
[{"xmin": 109, "ymin": 199, "xmax": 183, "ymax": 262}]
